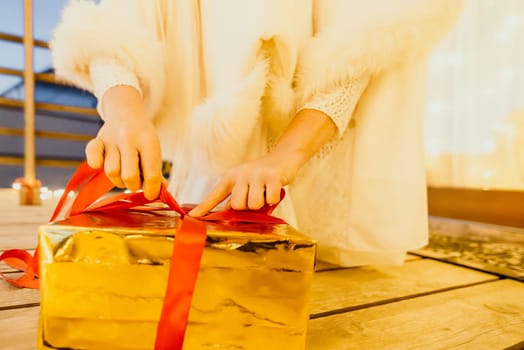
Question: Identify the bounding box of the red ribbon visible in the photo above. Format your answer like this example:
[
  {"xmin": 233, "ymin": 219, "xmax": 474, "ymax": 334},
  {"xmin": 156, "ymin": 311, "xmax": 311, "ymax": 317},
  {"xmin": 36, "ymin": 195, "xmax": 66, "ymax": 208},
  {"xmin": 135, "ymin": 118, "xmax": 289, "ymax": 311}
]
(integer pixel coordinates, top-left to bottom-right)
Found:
[{"xmin": 0, "ymin": 162, "xmax": 285, "ymax": 350}]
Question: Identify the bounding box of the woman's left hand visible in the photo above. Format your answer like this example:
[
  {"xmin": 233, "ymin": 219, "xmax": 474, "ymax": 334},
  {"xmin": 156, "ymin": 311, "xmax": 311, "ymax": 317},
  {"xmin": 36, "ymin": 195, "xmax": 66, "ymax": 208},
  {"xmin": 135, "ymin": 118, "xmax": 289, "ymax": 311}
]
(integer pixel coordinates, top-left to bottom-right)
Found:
[
  {"xmin": 188, "ymin": 108, "xmax": 338, "ymax": 216},
  {"xmin": 188, "ymin": 153, "xmax": 298, "ymax": 216}
]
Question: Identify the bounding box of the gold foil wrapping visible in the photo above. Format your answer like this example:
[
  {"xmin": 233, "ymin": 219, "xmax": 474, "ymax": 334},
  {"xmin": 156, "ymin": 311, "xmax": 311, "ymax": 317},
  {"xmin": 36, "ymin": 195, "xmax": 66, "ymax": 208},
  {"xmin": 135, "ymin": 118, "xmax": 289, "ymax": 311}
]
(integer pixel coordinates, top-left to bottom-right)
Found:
[{"xmin": 38, "ymin": 211, "xmax": 316, "ymax": 349}]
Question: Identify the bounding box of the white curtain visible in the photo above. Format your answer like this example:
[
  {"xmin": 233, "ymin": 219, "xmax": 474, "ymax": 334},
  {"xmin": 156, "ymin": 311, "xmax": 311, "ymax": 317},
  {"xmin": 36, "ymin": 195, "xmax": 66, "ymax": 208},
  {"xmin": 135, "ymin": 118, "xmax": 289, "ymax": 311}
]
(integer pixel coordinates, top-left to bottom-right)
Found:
[{"xmin": 425, "ymin": 0, "xmax": 524, "ymax": 189}]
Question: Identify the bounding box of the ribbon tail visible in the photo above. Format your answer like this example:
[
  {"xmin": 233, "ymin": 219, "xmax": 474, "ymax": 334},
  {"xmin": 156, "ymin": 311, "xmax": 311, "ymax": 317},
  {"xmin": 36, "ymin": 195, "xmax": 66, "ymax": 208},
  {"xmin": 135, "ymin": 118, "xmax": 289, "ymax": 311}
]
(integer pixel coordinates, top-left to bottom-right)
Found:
[
  {"xmin": 154, "ymin": 217, "xmax": 207, "ymax": 350},
  {"xmin": 0, "ymin": 249, "xmax": 39, "ymax": 289}
]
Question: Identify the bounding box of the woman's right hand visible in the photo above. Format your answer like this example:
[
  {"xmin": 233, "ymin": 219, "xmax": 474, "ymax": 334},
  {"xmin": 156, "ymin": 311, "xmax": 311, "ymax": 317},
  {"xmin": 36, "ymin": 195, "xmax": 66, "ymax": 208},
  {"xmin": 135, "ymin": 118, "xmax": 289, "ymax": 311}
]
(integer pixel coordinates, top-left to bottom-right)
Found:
[{"xmin": 85, "ymin": 85, "xmax": 163, "ymax": 200}]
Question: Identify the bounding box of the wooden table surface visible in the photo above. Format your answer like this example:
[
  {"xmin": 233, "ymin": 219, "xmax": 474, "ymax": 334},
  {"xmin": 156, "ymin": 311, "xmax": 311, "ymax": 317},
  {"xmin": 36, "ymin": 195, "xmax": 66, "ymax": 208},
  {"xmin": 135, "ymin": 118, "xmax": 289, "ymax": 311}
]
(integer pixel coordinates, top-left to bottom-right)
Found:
[{"xmin": 0, "ymin": 189, "xmax": 523, "ymax": 350}]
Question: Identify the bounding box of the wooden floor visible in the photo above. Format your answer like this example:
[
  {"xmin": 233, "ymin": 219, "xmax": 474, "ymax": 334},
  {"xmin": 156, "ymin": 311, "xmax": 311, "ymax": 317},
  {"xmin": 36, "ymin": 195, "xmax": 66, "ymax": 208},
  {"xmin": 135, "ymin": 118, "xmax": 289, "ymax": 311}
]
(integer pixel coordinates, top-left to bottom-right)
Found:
[{"xmin": 0, "ymin": 189, "xmax": 523, "ymax": 350}]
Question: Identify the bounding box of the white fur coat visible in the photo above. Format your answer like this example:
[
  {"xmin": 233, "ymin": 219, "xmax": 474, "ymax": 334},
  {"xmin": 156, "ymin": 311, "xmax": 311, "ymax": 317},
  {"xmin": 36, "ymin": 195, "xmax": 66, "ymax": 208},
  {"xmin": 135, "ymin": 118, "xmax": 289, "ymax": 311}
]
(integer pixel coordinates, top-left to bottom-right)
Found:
[{"xmin": 51, "ymin": 0, "xmax": 463, "ymax": 266}]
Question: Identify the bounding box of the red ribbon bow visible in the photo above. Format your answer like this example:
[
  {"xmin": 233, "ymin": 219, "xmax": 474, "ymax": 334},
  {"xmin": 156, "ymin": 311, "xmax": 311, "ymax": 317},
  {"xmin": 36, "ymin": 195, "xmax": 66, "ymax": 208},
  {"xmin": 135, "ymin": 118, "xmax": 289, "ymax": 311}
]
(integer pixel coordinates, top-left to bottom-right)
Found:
[{"xmin": 0, "ymin": 162, "xmax": 286, "ymax": 350}]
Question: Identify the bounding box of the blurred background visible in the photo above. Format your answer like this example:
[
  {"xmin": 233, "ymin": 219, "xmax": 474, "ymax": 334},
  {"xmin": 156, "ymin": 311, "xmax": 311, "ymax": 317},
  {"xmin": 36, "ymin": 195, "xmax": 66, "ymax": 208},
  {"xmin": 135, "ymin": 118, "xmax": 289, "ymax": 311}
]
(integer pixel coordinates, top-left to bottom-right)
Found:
[
  {"xmin": 0, "ymin": 0, "xmax": 523, "ymax": 222},
  {"xmin": 0, "ymin": 0, "xmax": 99, "ymax": 190},
  {"xmin": 425, "ymin": 0, "xmax": 524, "ymax": 190}
]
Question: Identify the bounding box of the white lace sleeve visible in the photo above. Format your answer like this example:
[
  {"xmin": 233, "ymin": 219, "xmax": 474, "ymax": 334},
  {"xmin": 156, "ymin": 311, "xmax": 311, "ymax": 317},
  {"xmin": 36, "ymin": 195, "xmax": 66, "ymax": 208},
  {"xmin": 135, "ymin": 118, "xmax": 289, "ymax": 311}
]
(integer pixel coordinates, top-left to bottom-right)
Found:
[
  {"xmin": 89, "ymin": 57, "xmax": 143, "ymax": 101},
  {"xmin": 298, "ymin": 75, "xmax": 370, "ymax": 138}
]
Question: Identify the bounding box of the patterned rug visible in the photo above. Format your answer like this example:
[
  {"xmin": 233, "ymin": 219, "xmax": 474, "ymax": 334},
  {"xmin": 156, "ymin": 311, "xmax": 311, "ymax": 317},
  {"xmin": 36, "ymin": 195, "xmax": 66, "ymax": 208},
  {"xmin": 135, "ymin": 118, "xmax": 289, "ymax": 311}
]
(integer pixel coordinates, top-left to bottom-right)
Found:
[{"xmin": 413, "ymin": 217, "xmax": 524, "ymax": 281}]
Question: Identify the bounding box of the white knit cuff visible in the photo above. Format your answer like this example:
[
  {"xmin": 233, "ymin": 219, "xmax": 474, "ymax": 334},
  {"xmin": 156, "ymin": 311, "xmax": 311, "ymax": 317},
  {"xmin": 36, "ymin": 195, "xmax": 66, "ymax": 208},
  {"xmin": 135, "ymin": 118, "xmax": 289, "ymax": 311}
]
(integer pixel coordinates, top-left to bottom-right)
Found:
[
  {"xmin": 298, "ymin": 75, "xmax": 370, "ymax": 138},
  {"xmin": 89, "ymin": 57, "xmax": 143, "ymax": 100}
]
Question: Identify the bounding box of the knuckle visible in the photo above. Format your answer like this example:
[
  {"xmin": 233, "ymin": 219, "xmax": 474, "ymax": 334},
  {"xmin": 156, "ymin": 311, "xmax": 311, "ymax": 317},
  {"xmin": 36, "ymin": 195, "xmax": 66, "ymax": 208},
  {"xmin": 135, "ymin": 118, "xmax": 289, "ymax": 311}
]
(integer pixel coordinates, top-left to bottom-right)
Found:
[
  {"xmin": 210, "ymin": 187, "xmax": 225, "ymax": 199},
  {"xmin": 231, "ymin": 202, "xmax": 246, "ymax": 210},
  {"xmin": 144, "ymin": 174, "xmax": 163, "ymax": 184},
  {"xmin": 252, "ymin": 169, "xmax": 272, "ymax": 183},
  {"xmin": 88, "ymin": 138, "xmax": 104, "ymax": 150},
  {"xmin": 144, "ymin": 189, "xmax": 159, "ymax": 200},
  {"xmin": 264, "ymin": 169, "xmax": 279, "ymax": 181},
  {"xmin": 266, "ymin": 193, "xmax": 277, "ymax": 203},
  {"xmin": 89, "ymin": 161, "xmax": 103, "ymax": 170},
  {"xmin": 122, "ymin": 174, "xmax": 139, "ymax": 185},
  {"xmin": 248, "ymin": 195, "xmax": 264, "ymax": 210},
  {"xmin": 127, "ymin": 184, "xmax": 141, "ymax": 191},
  {"xmin": 237, "ymin": 164, "xmax": 249, "ymax": 172},
  {"xmin": 85, "ymin": 142, "xmax": 94, "ymax": 153},
  {"xmin": 86, "ymin": 153, "xmax": 100, "ymax": 165},
  {"xmin": 267, "ymin": 196, "xmax": 280, "ymax": 205},
  {"xmin": 109, "ymin": 177, "xmax": 125, "ymax": 188},
  {"xmin": 86, "ymin": 138, "xmax": 98, "ymax": 147},
  {"xmin": 248, "ymin": 202, "xmax": 264, "ymax": 210},
  {"xmin": 223, "ymin": 172, "xmax": 238, "ymax": 183},
  {"xmin": 85, "ymin": 145, "xmax": 100, "ymax": 158},
  {"xmin": 105, "ymin": 166, "xmax": 120, "ymax": 179},
  {"xmin": 121, "ymin": 173, "xmax": 133, "ymax": 181}
]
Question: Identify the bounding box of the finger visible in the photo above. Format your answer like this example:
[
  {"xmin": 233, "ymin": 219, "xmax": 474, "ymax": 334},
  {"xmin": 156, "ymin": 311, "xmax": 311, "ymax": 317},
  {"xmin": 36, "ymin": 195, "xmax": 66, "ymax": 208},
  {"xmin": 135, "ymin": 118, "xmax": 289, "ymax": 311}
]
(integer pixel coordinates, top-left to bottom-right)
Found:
[
  {"xmin": 120, "ymin": 146, "xmax": 141, "ymax": 191},
  {"xmin": 247, "ymin": 176, "xmax": 265, "ymax": 210},
  {"xmin": 85, "ymin": 138, "xmax": 105, "ymax": 169},
  {"xmin": 230, "ymin": 181, "xmax": 249, "ymax": 210},
  {"xmin": 104, "ymin": 146, "xmax": 125, "ymax": 188},
  {"xmin": 225, "ymin": 199, "xmax": 232, "ymax": 210},
  {"xmin": 265, "ymin": 179, "xmax": 282, "ymax": 205},
  {"xmin": 139, "ymin": 140, "xmax": 163, "ymax": 200},
  {"xmin": 189, "ymin": 179, "xmax": 232, "ymax": 217}
]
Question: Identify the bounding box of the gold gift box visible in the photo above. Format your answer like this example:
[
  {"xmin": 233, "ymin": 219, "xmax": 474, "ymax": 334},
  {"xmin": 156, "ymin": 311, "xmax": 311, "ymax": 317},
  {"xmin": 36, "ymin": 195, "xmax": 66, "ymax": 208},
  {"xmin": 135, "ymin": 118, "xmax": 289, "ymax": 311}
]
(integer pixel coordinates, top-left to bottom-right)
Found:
[{"xmin": 38, "ymin": 209, "xmax": 316, "ymax": 349}]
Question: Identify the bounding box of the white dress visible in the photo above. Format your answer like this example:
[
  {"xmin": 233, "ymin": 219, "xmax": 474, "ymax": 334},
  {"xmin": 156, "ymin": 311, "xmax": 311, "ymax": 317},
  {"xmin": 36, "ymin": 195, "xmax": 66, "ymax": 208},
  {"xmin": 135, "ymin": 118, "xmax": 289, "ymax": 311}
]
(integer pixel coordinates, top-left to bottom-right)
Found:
[
  {"xmin": 90, "ymin": 57, "xmax": 370, "ymax": 229},
  {"xmin": 51, "ymin": 0, "xmax": 463, "ymax": 266},
  {"xmin": 90, "ymin": 58, "xmax": 369, "ymax": 196}
]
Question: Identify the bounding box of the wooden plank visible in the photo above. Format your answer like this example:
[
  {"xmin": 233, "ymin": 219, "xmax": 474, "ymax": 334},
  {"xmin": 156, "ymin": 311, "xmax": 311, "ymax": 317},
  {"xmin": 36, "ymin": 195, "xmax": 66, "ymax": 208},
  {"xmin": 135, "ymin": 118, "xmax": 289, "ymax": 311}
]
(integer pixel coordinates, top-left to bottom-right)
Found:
[
  {"xmin": 310, "ymin": 259, "xmax": 498, "ymax": 315},
  {"xmin": 0, "ymin": 224, "xmax": 42, "ymax": 251},
  {"xmin": 0, "ymin": 32, "xmax": 49, "ymax": 48},
  {"xmin": 315, "ymin": 260, "xmax": 351, "ymax": 272},
  {"xmin": 0, "ymin": 205, "xmax": 55, "ymax": 244},
  {"xmin": 0, "ymin": 191, "xmax": 56, "ymax": 251},
  {"xmin": 404, "ymin": 253, "xmax": 423, "ymax": 262},
  {"xmin": 0, "ymin": 155, "xmax": 84, "ymax": 168},
  {"xmin": 0, "ymin": 306, "xmax": 39, "ymax": 350},
  {"xmin": 0, "ymin": 274, "xmax": 39, "ymax": 309},
  {"xmin": 0, "ymin": 67, "xmax": 58, "ymax": 84},
  {"xmin": 2, "ymin": 280, "xmax": 523, "ymax": 350},
  {"xmin": 0, "ymin": 127, "xmax": 93, "ymax": 142},
  {"xmin": 23, "ymin": 0, "xmax": 37, "ymax": 186},
  {"xmin": 34, "ymin": 72, "xmax": 57, "ymax": 84},
  {"xmin": 0, "ymin": 97, "xmax": 98, "ymax": 117},
  {"xmin": 0, "ymin": 66, "xmax": 23, "ymax": 77},
  {"xmin": 308, "ymin": 279, "xmax": 524, "ymax": 350},
  {"xmin": 315, "ymin": 254, "xmax": 421, "ymax": 272},
  {"xmin": 0, "ymin": 207, "xmax": 56, "ymax": 215},
  {"xmin": 0, "ymin": 260, "xmax": 497, "ymax": 317},
  {"xmin": 0, "ymin": 259, "xmax": 497, "ymax": 317}
]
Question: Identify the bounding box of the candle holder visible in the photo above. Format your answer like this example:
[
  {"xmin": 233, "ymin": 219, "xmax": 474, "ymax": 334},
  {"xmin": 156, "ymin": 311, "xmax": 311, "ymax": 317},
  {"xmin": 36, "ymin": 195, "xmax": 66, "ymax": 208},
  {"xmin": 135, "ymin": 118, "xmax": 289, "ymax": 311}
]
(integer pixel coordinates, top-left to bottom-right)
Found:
[{"xmin": 14, "ymin": 177, "xmax": 42, "ymax": 206}]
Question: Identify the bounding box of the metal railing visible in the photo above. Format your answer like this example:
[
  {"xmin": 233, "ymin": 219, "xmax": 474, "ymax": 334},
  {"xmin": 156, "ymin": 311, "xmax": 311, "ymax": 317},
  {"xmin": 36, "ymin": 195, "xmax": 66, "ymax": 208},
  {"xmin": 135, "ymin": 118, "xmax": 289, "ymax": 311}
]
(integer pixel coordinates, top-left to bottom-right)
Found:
[{"xmin": 0, "ymin": 0, "xmax": 99, "ymax": 175}]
